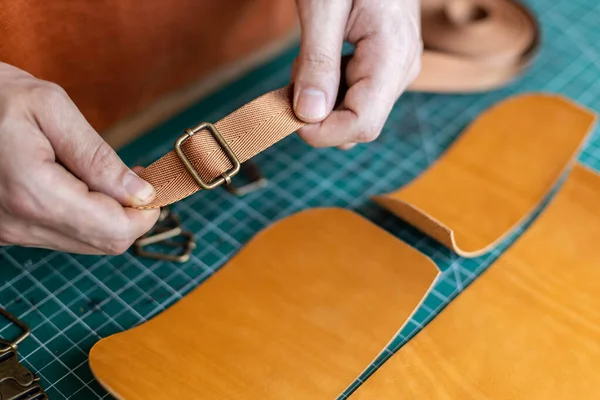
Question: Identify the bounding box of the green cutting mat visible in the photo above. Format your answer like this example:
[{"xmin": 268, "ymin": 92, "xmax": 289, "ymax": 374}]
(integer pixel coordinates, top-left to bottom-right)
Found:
[{"xmin": 1, "ymin": 0, "xmax": 599, "ymax": 398}]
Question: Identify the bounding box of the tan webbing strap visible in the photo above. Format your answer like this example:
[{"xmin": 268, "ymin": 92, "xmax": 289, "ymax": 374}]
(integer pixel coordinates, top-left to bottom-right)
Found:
[{"xmin": 137, "ymin": 86, "xmax": 304, "ymax": 209}]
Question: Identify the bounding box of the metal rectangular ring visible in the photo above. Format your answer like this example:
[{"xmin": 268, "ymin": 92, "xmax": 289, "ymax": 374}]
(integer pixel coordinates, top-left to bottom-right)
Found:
[
  {"xmin": 174, "ymin": 122, "xmax": 241, "ymax": 190},
  {"xmin": 0, "ymin": 306, "xmax": 30, "ymax": 351}
]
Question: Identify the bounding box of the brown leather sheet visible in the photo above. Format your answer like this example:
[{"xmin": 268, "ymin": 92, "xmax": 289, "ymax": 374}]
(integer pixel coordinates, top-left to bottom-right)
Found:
[
  {"xmin": 89, "ymin": 208, "xmax": 439, "ymax": 399},
  {"xmin": 352, "ymin": 164, "xmax": 600, "ymax": 400},
  {"xmin": 373, "ymin": 94, "xmax": 596, "ymax": 257}
]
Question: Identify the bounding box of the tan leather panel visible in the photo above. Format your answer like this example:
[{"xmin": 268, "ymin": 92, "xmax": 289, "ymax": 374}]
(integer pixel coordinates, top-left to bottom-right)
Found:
[
  {"xmin": 89, "ymin": 208, "xmax": 439, "ymax": 399},
  {"xmin": 352, "ymin": 164, "xmax": 600, "ymax": 400},
  {"xmin": 373, "ymin": 94, "xmax": 596, "ymax": 257}
]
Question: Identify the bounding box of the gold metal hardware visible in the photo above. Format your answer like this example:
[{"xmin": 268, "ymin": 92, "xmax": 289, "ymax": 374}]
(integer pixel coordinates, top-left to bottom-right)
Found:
[
  {"xmin": 134, "ymin": 208, "xmax": 182, "ymax": 247},
  {"xmin": 134, "ymin": 229, "xmax": 196, "ymax": 263},
  {"xmin": 225, "ymin": 160, "xmax": 268, "ymax": 196},
  {"xmin": 157, "ymin": 207, "xmax": 171, "ymax": 222},
  {"xmin": 0, "ymin": 307, "xmax": 48, "ymax": 400},
  {"xmin": 0, "ymin": 378, "xmax": 47, "ymax": 400},
  {"xmin": 0, "ymin": 347, "xmax": 35, "ymax": 387},
  {"xmin": 133, "ymin": 207, "xmax": 196, "ymax": 263},
  {"xmin": 0, "ymin": 307, "xmax": 30, "ymax": 350},
  {"xmin": 174, "ymin": 122, "xmax": 241, "ymax": 190},
  {"xmin": 134, "ymin": 226, "xmax": 183, "ymax": 247}
]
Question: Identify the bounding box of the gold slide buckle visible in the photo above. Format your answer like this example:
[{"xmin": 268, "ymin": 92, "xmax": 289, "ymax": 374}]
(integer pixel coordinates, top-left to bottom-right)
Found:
[
  {"xmin": 175, "ymin": 122, "xmax": 241, "ymax": 190},
  {"xmin": 133, "ymin": 208, "xmax": 196, "ymax": 263}
]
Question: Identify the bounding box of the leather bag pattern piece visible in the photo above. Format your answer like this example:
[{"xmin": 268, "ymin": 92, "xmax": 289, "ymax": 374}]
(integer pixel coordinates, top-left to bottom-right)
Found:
[
  {"xmin": 89, "ymin": 208, "xmax": 439, "ymax": 400},
  {"xmin": 351, "ymin": 164, "xmax": 600, "ymax": 400},
  {"xmin": 373, "ymin": 93, "xmax": 596, "ymax": 257}
]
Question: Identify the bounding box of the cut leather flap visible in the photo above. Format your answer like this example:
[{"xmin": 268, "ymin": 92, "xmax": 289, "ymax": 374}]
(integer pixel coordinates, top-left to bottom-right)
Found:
[
  {"xmin": 353, "ymin": 164, "xmax": 600, "ymax": 399},
  {"xmin": 89, "ymin": 208, "xmax": 439, "ymax": 399},
  {"xmin": 374, "ymin": 93, "xmax": 596, "ymax": 257}
]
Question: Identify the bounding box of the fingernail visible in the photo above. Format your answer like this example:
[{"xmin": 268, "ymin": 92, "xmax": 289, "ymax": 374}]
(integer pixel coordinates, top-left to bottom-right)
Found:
[
  {"xmin": 295, "ymin": 88, "xmax": 327, "ymax": 120},
  {"xmin": 123, "ymin": 171, "xmax": 155, "ymax": 203}
]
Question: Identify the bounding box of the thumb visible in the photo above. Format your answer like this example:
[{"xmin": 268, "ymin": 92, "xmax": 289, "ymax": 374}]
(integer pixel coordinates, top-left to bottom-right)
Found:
[
  {"xmin": 293, "ymin": 0, "xmax": 351, "ymax": 123},
  {"xmin": 34, "ymin": 83, "xmax": 155, "ymax": 207}
]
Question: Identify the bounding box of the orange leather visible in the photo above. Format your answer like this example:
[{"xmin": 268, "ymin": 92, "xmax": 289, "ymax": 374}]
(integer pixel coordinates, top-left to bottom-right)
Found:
[
  {"xmin": 0, "ymin": 0, "xmax": 299, "ymax": 134},
  {"xmin": 351, "ymin": 164, "xmax": 600, "ymax": 400},
  {"xmin": 373, "ymin": 94, "xmax": 596, "ymax": 257},
  {"xmin": 89, "ymin": 208, "xmax": 439, "ymax": 399}
]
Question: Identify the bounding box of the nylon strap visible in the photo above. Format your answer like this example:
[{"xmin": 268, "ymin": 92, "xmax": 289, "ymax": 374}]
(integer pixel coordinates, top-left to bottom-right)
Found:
[{"xmin": 137, "ymin": 86, "xmax": 304, "ymax": 209}]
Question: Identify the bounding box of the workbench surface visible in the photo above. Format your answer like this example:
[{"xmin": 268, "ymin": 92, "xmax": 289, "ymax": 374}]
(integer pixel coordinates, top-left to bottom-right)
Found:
[{"xmin": 1, "ymin": 0, "xmax": 599, "ymax": 398}]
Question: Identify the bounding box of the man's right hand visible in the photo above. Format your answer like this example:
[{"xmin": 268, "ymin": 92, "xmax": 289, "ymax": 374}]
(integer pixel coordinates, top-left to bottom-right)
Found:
[{"xmin": 0, "ymin": 63, "xmax": 160, "ymax": 254}]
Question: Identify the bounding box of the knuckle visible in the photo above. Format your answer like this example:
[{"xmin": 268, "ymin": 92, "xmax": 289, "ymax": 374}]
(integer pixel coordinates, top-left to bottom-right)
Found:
[
  {"xmin": 0, "ymin": 91, "xmax": 22, "ymax": 118},
  {"xmin": 88, "ymin": 141, "xmax": 118, "ymax": 174},
  {"xmin": 28, "ymin": 81, "xmax": 68, "ymax": 104},
  {"xmin": 103, "ymin": 238, "xmax": 133, "ymax": 255},
  {"xmin": 299, "ymin": 48, "xmax": 338, "ymax": 72},
  {"xmin": 297, "ymin": 126, "xmax": 327, "ymax": 148},
  {"xmin": 356, "ymin": 123, "xmax": 382, "ymax": 143},
  {"xmin": 0, "ymin": 222, "xmax": 27, "ymax": 246},
  {"xmin": 3, "ymin": 186, "xmax": 40, "ymax": 220},
  {"xmin": 100, "ymin": 218, "xmax": 136, "ymax": 255},
  {"xmin": 0, "ymin": 78, "xmax": 69, "ymax": 120}
]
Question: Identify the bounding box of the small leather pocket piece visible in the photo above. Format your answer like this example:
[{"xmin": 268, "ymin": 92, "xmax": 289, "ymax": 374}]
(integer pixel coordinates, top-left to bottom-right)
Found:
[
  {"xmin": 89, "ymin": 208, "xmax": 439, "ymax": 400},
  {"xmin": 373, "ymin": 94, "xmax": 596, "ymax": 257},
  {"xmin": 352, "ymin": 164, "xmax": 600, "ymax": 399}
]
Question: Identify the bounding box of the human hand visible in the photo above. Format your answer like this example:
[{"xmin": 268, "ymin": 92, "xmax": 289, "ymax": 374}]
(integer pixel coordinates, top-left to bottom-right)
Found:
[
  {"xmin": 292, "ymin": 0, "xmax": 422, "ymax": 149},
  {"xmin": 0, "ymin": 63, "xmax": 160, "ymax": 254}
]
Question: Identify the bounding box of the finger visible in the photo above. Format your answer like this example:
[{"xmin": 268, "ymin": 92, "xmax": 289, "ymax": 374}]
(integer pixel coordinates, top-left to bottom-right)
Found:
[
  {"xmin": 31, "ymin": 84, "xmax": 155, "ymax": 207},
  {"xmin": 338, "ymin": 142, "xmax": 357, "ymax": 151},
  {"xmin": 37, "ymin": 161, "xmax": 159, "ymax": 254},
  {"xmin": 298, "ymin": 15, "xmax": 421, "ymax": 147},
  {"xmin": 292, "ymin": 0, "xmax": 352, "ymax": 123}
]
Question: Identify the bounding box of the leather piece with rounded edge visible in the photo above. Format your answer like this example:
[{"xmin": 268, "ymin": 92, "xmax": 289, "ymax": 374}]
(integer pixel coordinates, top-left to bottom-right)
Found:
[
  {"xmin": 351, "ymin": 164, "xmax": 600, "ymax": 400},
  {"xmin": 373, "ymin": 93, "xmax": 596, "ymax": 257},
  {"xmin": 89, "ymin": 208, "xmax": 440, "ymax": 400}
]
